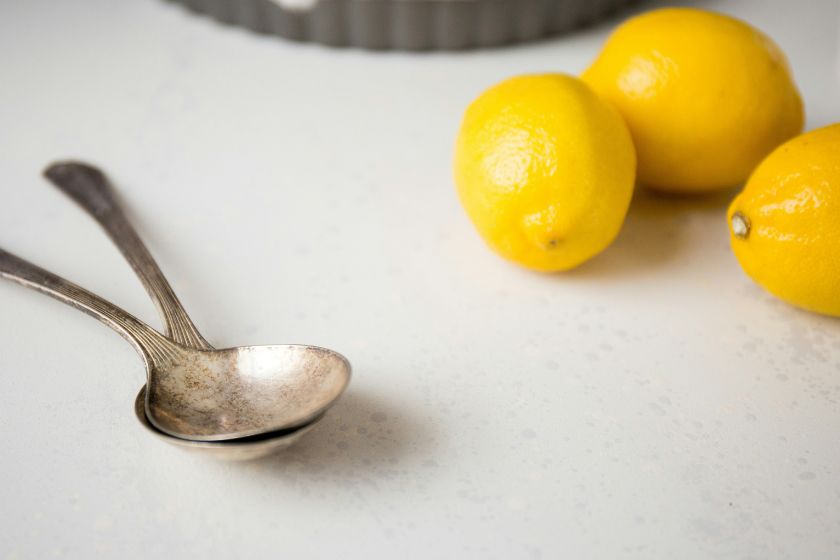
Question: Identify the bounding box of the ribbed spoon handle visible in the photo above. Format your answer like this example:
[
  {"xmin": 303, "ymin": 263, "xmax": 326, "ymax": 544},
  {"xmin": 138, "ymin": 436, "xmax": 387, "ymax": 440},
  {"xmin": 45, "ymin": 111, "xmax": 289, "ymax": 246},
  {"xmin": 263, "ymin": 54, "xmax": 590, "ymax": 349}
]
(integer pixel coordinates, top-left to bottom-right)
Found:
[
  {"xmin": 0, "ymin": 248, "xmax": 175, "ymax": 364},
  {"xmin": 44, "ymin": 161, "xmax": 212, "ymax": 350}
]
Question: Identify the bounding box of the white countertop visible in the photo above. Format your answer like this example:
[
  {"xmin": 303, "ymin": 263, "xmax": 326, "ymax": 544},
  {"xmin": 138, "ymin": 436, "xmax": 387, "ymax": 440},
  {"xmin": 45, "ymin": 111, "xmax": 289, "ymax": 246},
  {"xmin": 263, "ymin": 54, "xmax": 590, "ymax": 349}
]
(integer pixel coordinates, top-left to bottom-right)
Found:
[{"xmin": 1, "ymin": 1, "xmax": 839, "ymax": 558}]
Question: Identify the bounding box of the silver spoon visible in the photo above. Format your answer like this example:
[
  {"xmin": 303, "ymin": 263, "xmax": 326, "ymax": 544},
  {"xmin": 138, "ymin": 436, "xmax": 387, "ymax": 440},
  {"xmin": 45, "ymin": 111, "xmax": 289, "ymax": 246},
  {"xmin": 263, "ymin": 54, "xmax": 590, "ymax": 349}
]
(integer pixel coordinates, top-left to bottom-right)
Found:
[
  {"xmin": 0, "ymin": 247, "xmax": 321, "ymax": 458},
  {"xmin": 42, "ymin": 163, "xmax": 333, "ymax": 458},
  {"xmin": 134, "ymin": 387, "xmax": 324, "ymax": 460},
  {"xmin": 1, "ymin": 162, "xmax": 351, "ymax": 443},
  {"xmin": 42, "ymin": 161, "xmax": 352, "ymax": 442}
]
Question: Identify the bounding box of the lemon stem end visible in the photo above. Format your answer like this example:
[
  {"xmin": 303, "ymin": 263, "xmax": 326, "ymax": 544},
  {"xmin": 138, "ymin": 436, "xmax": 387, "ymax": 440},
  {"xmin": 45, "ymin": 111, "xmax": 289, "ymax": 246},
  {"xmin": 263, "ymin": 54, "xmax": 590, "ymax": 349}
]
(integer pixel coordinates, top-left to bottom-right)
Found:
[{"xmin": 731, "ymin": 212, "xmax": 751, "ymax": 239}]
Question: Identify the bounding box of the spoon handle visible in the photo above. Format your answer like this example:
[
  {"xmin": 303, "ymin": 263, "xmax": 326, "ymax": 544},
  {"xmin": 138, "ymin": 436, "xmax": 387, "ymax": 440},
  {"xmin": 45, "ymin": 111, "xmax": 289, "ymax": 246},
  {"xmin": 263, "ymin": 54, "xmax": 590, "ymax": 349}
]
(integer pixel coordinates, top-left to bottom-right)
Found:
[
  {"xmin": 0, "ymin": 248, "xmax": 176, "ymax": 364},
  {"xmin": 44, "ymin": 162, "xmax": 212, "ymax": 350}
]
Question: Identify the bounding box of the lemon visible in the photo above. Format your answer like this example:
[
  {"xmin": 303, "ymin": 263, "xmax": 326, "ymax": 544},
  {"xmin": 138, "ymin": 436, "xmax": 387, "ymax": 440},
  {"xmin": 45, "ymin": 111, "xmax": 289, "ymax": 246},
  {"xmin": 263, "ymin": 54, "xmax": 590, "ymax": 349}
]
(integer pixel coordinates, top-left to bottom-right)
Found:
[
  {"xmin": 728, "ymin": 124, "xmax": 840, "ymax": 316},
  {"xmin": 453, "ymin": 74, "xmax": 636, "ymax": 272},
  {"xmin": 582, "ymin": 7, "xmax": 804, "ymax": 193}
]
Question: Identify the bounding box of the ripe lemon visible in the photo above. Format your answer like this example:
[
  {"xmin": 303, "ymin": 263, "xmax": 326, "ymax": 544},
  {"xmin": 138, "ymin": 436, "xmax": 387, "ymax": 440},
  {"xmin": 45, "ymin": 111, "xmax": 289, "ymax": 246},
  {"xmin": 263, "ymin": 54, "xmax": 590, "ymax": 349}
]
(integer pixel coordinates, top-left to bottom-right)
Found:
[
  {"xmin": 453, "ymin": 74, "xmax": 636, "ymax": 272},
  {"xmin": 728, "ymin": 123, "xmax": 840, "ymax": 316},
  {"xmin": 582, "ymin": 8, "xmax": 804, "ymax": 193}
]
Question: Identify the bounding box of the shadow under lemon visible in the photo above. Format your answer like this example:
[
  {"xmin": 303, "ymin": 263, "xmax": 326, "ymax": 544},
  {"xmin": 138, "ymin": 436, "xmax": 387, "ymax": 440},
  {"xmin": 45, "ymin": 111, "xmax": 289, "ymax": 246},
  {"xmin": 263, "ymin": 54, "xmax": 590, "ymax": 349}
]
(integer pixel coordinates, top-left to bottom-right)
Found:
[{"xmin": 567, "ymin": 185, "xmax": 740, "ymax": 279}]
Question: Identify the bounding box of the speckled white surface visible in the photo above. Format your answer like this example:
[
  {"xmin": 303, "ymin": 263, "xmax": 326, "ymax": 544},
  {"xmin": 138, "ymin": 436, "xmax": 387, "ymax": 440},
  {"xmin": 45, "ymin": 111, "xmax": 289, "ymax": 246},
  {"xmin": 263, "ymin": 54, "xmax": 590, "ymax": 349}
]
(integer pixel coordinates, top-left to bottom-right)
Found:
[{"xmin": 1, "ymin": 1, "xmax": 839, "ymax": 558}]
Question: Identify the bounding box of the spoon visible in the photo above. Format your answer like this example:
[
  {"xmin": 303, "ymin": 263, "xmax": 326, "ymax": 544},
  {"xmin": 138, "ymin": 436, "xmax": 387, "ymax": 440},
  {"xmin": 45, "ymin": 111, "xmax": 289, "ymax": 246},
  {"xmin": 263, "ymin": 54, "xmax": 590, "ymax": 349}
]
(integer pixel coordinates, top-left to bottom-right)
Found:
[
  {"xmin": 1, "ymin": 162, "xmax": 351, "ymax": 443},
  {"xmin": 134, "ymin": 386, "xmax": 324, "ymax": 460},
  {"xmin": 0, "ymin": 248, "xmax": 318, "ymax": 459},
  {"xmin": 42, "ymin": 161, "xmax": 352, "ymax": 442},
  {"xmin": 42, "ymin": 163, "xmax": 335, "ymax": 458}
]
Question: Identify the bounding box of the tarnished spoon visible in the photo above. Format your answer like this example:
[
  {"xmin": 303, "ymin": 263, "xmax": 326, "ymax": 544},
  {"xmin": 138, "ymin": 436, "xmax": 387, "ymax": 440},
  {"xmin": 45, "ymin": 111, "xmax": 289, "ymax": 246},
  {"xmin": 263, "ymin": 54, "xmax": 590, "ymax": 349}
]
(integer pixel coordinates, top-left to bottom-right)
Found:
[
  {"xmin": 133, "ymin": 387, "xmax": 324, "ymax": 460},
  {"xmin": 1, "ymin": 162, "xmax": 350, "ymax": 443}
]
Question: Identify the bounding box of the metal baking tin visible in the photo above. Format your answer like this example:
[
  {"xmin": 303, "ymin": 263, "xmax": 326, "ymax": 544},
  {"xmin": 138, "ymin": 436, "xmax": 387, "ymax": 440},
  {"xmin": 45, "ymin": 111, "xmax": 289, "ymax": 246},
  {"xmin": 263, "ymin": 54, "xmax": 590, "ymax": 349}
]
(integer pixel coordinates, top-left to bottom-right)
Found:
[{"xmin": 164, "ymin": 0, "xmax": 635, "ymax": 50}]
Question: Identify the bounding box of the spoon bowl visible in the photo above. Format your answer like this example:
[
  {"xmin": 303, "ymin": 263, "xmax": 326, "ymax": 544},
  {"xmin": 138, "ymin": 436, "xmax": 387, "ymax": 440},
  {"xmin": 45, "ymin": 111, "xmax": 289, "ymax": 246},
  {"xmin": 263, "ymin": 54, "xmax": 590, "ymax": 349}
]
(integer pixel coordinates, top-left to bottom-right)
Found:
[
  {"xmin": 134, "ymin": 385, "xmax": 323, "ymax": 460},
  {"xmin": 146, "ymin": 343, "xmax": 351, "ymax": 441}
]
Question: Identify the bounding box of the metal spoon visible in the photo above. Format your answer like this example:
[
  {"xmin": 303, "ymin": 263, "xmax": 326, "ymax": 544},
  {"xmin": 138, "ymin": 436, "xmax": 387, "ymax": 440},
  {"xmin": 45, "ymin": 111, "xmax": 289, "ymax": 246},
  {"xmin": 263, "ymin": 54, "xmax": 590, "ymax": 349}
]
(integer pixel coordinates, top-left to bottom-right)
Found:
[
  {"xmin": 41, "ymin": 162, "xmax": 334, "ymax": 458},
  {"xmin": 0, "ymin": 247, "xmax": 321, "ymax": 458},
  {"xmin": 134, "ymin": 386, "xmax": 324, "ymax": 460},
  {"xmin": 1, "ymin": 162, "xmax": 351, "ymax": 443},
  {"xmin": 0, "ymin": 247, "xmax": 319, "ymax": 459}
]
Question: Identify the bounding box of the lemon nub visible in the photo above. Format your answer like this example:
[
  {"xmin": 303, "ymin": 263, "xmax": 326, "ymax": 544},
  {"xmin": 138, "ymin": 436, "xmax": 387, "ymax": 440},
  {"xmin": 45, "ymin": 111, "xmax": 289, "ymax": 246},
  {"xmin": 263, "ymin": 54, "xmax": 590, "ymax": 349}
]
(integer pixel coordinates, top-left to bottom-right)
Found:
[{"xmin": 731, "ymin": 212, "xmax": 751, "ymax": 239}]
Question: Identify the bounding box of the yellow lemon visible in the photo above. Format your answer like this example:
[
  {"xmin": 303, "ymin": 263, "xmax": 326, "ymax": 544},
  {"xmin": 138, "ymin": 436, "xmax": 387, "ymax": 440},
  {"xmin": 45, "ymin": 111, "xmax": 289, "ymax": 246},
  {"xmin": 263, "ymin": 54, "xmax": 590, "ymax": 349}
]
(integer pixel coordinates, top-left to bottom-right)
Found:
[
  {"xmin": 728, "ymin": 123, "xmax": 840, "ymax": 316},
  {"xmin": 453, "ymin": 74, "xmax": 636, "ymax": 272},
  {"xmin": 582, "ymin": 8, "xmax": 804, "ymax": 193}
]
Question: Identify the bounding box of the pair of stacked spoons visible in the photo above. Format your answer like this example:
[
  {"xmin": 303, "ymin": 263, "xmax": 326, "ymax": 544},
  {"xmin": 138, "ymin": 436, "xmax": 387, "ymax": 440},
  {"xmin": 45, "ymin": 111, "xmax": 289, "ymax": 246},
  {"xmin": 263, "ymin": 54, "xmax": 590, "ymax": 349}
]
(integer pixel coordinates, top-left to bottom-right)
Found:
[{"xmin": 0, "ymin": 162, "xmax": 351, "ymax": 460}]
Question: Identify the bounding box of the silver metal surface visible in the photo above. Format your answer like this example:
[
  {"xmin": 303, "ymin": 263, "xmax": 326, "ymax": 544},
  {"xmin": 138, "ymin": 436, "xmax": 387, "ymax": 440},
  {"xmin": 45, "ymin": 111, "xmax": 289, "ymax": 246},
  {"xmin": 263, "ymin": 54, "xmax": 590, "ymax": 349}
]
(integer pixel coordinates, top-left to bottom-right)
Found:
[
  {"xmin": 134, "ymin": 386, "xmax": 324, "ymax": 460},
  {"xmin": 43, "ymin": 163, "xmax": 211, "ymax": 350},
  {"xmin": 0, "ymin": 162, "xmax": 350, "ymax": 448},
  {"xmin": 164, "ymin": 0, "xmax": 636, "ymax": 51}
]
